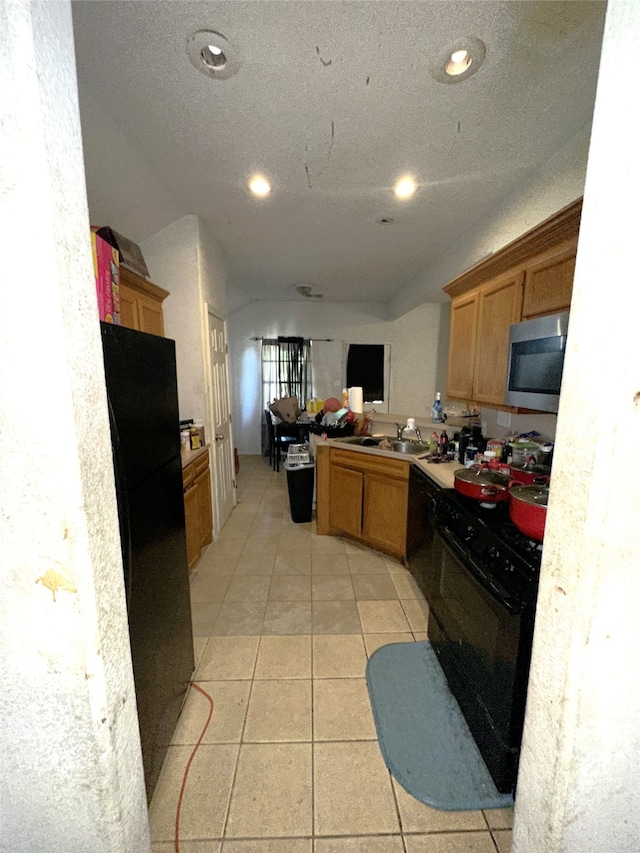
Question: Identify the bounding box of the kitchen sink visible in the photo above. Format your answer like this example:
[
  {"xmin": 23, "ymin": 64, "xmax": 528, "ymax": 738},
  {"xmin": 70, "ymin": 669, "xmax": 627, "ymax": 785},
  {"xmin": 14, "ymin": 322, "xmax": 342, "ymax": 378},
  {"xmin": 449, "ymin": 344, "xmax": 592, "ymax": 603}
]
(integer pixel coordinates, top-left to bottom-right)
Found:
[
  {"xmin": 333, "ymin": 435, "xmax": 430, "ymax": 455},
  {"xmin": 333, "ymin": 435, "xmax": 385, "ymax": 447},
  {"xmin": 389, "ymin": 440, "xmax": 431, "ymax": 455}
]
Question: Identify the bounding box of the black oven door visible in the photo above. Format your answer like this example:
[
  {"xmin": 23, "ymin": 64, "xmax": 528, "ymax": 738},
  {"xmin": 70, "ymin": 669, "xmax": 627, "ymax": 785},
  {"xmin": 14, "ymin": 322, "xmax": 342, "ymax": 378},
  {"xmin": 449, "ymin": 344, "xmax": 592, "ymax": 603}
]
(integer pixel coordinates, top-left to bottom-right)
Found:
[{"xmin": 425, "ymin": 524, "xmax": 524, "ymax": 793}]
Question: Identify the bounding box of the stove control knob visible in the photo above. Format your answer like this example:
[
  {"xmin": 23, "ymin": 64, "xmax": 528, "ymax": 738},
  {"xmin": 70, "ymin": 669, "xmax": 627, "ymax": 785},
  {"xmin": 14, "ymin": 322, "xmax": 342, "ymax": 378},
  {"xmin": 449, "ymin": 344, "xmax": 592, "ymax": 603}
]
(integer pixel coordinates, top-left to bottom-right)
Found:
[{"xmin": 463, "ymin": 525, "xmax": 477, "ymax": 542}]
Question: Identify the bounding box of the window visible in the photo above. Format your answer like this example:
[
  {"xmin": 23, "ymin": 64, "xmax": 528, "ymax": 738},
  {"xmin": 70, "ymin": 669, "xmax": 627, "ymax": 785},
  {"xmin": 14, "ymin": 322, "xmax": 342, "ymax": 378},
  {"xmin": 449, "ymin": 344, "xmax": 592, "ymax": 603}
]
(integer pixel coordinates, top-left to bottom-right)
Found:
[
  {"xmin": 261, "ymin": 337, "xmax": 312, "ymax": 407},
  {"xmin": 344, "ymin": 343, "xmax": 390, "ymax": 410}
]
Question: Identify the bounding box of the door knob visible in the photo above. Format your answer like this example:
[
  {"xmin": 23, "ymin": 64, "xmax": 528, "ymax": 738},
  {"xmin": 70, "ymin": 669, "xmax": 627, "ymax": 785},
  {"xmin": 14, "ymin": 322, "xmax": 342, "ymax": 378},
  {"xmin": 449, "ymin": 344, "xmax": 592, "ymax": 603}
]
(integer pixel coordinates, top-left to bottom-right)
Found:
[{"xmin": 215, "ymin": 433, "xmax": 225, "ymax": 441}]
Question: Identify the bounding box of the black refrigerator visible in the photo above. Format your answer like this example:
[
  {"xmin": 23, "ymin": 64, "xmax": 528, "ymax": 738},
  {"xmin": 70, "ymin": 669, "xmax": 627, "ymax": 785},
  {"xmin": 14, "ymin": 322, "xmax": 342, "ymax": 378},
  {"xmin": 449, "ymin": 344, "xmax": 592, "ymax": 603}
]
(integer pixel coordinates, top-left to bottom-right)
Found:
[{"xmin": 100, "ymin": 322, "xmax": 194, "ymax": 803}]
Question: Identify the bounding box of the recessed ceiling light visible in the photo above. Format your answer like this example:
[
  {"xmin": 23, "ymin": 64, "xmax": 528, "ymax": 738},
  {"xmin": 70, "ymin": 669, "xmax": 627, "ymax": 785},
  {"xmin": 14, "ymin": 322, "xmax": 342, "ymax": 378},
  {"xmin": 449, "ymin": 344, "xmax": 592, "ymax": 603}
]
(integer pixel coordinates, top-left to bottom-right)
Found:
[
  {"xmin": 394, "ymin": 177, "xmax": 417, "ymax": 199},
  {"xmin": 186, "ymin": 30, "xmax": 240, "ymax": 80},
  {"xmin": 433, "ymin": 37, "xmax": 486, "ymax": 84},
  {"xmin": 249, "ymin": 175, "xmax": 271, "ymax": 197}
]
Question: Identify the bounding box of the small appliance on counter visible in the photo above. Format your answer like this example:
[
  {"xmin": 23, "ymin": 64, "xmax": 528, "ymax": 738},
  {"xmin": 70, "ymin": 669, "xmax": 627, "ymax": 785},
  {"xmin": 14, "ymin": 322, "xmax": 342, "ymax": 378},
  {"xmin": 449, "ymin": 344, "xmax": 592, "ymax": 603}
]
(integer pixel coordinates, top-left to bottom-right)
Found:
[{"xmin": 455, "ymin": 425, "xmax": 487, "ymax": 464}]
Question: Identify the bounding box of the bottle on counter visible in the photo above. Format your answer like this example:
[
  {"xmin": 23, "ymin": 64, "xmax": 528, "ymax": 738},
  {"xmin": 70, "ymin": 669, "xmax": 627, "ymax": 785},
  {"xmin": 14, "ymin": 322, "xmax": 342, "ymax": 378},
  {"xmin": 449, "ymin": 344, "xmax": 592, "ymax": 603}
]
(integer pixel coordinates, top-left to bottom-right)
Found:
[
  {"xmin": 341, "ymin": 388, "xmax": 350, "ymax": 409},
  {"xmin": 431, "ymin": 392, "xmax": 443, "ymax": 423},
  {"xmin": 439, "ymin": 430, "xmax": 449, "ymax": 456}
]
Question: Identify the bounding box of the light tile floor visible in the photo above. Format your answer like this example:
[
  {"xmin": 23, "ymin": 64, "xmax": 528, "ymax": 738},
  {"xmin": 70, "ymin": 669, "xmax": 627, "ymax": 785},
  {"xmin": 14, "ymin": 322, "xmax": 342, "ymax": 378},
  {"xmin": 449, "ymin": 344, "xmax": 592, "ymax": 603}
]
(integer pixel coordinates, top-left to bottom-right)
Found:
[{"xmin": 149, "ymin": 455, "xmax": 513, "ymax": 853}]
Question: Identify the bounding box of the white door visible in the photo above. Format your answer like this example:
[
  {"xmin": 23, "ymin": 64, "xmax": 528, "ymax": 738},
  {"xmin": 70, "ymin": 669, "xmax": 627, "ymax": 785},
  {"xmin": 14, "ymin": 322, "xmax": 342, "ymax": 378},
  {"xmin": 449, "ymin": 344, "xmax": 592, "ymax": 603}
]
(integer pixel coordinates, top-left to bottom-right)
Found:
[{"xmin": 206, "ymin": 309, "xmax": 236, "ymax": 534}]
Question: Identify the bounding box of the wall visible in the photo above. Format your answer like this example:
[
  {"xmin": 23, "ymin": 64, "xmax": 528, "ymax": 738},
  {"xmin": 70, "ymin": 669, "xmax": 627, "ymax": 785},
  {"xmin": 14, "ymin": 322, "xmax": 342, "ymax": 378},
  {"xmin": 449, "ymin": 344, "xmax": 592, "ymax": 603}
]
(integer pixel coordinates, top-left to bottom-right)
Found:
[
  {"xmin": 141, "ymin": 215, "xmax": 228, "ymax": 424},
  {"xmin": 513, "ymin": 1, "xmax": 640, "ymax": 849},
  {"xmin": 141, "ymin": 215, "xmax": 201, "ymax": 421},
  {"xmin": 228, "ymin": 300, "xmax": 448, "ymax": 454},
  {"xmin": 388, "ymin": 125, "xmax": 593, "ymax": 317},
  {"xmin": 197, "ymin": 218, "xmax": 227, "ymax": 317},
  {"xmin": 0, "ymin": 2, "xmax": 149, "ymax": 850}
]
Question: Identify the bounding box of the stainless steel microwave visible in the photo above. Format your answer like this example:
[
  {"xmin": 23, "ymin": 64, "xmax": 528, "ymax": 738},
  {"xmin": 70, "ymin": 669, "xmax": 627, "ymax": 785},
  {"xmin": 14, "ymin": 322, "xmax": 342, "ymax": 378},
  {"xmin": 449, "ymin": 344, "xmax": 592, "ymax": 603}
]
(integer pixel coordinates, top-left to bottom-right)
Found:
[{"xmin": 505, "ymin": 311, "xmax": 569, "ymax": 413}]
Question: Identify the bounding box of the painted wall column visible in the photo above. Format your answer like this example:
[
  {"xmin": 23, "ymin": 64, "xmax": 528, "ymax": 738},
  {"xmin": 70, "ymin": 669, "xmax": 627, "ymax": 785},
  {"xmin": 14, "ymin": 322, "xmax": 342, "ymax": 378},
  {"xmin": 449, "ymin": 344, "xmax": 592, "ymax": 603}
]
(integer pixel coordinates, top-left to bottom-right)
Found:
[
  {"xmin": 514, "ymin": 0, "xmax": 640, "ymax": 850},
  {"xmin": 0, "ymin": 2, "xmax": 149, "ymax": 850}
]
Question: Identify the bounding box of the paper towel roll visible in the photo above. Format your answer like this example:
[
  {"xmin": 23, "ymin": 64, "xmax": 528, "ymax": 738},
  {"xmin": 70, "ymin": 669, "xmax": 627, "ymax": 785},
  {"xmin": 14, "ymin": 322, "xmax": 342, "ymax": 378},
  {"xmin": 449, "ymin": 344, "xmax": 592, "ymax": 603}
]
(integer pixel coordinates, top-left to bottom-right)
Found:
[{"xmin": 349, "ymin": 386, "xmax": 364, "ymax": 414}]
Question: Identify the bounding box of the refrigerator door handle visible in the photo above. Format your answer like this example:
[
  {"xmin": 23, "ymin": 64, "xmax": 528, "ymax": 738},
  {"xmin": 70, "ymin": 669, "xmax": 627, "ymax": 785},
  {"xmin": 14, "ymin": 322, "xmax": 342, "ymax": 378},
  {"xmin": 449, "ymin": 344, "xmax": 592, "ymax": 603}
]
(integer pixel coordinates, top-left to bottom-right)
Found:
[{"xmin": 107, "ymin": 393, "xmax": 133, "ymax": 611}]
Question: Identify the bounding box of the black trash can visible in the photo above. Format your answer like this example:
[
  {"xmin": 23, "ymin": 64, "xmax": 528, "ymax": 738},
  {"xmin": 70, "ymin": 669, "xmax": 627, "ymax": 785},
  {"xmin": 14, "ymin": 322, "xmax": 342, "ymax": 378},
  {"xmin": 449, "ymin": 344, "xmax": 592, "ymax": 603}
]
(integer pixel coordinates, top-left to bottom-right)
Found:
[{"xmin": 284, "ymin": 459, "xmax": 315, "ymax": 523}]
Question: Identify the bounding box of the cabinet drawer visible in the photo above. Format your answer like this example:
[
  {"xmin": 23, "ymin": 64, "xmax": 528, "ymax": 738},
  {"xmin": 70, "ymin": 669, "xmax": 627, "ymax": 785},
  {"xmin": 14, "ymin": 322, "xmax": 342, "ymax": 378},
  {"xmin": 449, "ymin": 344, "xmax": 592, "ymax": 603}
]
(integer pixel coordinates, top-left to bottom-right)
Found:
[
  {"xmin": 194, "ymin": 450, "xmax": 209, "ymax": 477},
  {"xmin": 329, "ymin": 448, "xmax": 410, "ymax": 480},
  {"xmin": 182, "ymin": 463, "xmax": 195, "ymax": 490}
]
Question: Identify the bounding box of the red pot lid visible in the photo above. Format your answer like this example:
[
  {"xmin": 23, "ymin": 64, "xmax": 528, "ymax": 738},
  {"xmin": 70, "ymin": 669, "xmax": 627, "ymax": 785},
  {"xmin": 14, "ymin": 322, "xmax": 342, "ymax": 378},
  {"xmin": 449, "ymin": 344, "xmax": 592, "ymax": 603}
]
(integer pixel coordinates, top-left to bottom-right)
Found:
[
  {"xmin": 454, "ymin": 468, "xmax": 511, "ymax": 490},
  {"xmin": 509, "ymin": 484, "xmax": 549, "ymax": 507}
]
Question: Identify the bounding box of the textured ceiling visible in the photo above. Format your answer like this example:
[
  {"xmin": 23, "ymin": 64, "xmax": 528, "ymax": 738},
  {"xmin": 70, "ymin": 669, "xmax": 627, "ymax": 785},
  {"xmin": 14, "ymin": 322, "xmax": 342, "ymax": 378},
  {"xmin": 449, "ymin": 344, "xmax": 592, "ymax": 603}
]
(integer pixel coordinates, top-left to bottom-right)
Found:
[{"xmin": 71, "ymin": 1, "xmax": 606, "ymax": 310}]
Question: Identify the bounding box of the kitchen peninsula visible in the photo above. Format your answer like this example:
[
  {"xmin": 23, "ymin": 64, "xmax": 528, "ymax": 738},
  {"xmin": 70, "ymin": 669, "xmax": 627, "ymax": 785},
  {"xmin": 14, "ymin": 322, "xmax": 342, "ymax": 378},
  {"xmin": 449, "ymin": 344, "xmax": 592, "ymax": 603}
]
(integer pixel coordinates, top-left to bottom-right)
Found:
[{"xmin": 315, "ymin": 437, "xmax": 456, "ymax": 561}]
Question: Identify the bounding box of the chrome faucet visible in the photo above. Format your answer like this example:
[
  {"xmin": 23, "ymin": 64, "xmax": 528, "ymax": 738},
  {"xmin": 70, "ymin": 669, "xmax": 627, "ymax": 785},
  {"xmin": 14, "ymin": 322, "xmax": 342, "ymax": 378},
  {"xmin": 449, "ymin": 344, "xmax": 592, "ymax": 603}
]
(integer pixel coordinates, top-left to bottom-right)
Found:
[{"xmin": 396, "ymin": 423, "xmax": 421, "ymax": 442}]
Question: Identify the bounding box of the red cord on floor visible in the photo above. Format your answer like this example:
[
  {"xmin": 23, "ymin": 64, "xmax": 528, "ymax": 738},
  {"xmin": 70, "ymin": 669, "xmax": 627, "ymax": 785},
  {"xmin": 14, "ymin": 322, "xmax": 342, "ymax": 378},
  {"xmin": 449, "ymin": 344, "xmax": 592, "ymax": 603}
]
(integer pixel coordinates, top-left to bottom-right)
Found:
[{"xmin": 174, "ymin": 681, "xmax": 214, "ymax": 853}]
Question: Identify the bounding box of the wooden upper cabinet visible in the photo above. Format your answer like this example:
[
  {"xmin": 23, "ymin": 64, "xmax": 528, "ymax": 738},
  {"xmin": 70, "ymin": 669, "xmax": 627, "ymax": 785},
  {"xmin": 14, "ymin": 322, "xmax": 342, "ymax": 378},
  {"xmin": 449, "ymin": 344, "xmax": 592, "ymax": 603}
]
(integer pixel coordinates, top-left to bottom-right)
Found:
[
  {"xmin": 473, "ymin": 271, "xmax": 523, "ymax": 406},
  {"xmin": 444, "ymin": 198, "xmax": 582, "ymax": 410},
  {"xmin": 447, "ymin": 291, "xmax": 479, "ymax": 401},
  {"xmin": 118, "ymin": 267, "xmax": 169, "ymax": 337},
  {"xmin": 521, "ymin": 240, "xmax": 576, "ymax": 319}
]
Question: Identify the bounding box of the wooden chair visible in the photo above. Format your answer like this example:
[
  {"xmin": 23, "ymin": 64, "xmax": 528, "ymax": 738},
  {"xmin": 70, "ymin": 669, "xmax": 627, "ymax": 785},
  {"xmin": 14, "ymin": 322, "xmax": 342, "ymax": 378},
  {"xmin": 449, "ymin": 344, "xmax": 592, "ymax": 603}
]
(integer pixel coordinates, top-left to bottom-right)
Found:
[{"xmin": 264, "ymin": 410, "xmax": 297, "ymax": 472}]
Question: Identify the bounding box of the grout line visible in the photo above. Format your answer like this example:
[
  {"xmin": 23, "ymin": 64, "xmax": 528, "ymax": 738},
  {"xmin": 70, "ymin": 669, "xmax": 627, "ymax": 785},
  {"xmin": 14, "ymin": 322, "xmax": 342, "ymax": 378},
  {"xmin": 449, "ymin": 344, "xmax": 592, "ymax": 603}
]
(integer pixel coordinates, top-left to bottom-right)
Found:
[{"xmin": 310, "ymin": 626, "xmax": 316, "ymax": 842}]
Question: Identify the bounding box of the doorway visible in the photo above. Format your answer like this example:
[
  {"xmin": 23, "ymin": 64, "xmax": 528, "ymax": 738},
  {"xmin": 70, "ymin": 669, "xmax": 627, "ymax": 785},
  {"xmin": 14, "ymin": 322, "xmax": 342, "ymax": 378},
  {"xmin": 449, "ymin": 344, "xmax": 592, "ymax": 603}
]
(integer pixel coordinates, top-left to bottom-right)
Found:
[{"xmin": 204, "ymin": 307, "xmax": 236, "ymax": 534}]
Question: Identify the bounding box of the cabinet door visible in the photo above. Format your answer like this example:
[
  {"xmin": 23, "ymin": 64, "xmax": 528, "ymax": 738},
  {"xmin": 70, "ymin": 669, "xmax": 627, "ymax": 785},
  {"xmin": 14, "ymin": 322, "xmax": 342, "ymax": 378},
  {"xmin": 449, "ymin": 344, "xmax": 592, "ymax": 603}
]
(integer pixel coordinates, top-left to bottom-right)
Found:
[
  {"xmin": 118, "ymin": 283, "xmax": 139, "ymax": 331},
  {"xmin": 447, "ymin": 291, "xmax": 479, "ymax": 401},
  {"xmin": 195, "ymin": 467, "xmax": 213, "ymax": 549},
  {"xmin": 138, "ymin": 292, "xmax": 165, "ymax": 337},
  {"xmin": 472, "ymin": 271, "xmax": 523, "ymax": 407},
  {"xmin": 521, "ymin": 242, "xmax": 576, "ymax": 319},
  {"xmin": 329, "ymin": 465, "xmax": 363, "ymax": 538},
  {"xmin": 183, "ymin": 483, "xmax": 200, "ymax": 570},
  {"xmin": 363, "ymin": 473, "xmax": 408, "ymax": 556}
]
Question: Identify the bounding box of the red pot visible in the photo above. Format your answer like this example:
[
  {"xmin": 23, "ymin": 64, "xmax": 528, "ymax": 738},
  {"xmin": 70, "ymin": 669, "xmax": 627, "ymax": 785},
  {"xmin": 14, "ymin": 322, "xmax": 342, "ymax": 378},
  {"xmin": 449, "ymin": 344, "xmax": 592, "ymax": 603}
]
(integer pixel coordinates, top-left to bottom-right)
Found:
[
  {"xmin": 454, "ymin": 466, "xmax": 511, "ymax": 503},
  {"xmin": 509, "ymin": 484, "xmax": 549, "ymax": 541},
  {"xmin": 509, "ymin": 461, "xmax": 551, "ymax": 485}
]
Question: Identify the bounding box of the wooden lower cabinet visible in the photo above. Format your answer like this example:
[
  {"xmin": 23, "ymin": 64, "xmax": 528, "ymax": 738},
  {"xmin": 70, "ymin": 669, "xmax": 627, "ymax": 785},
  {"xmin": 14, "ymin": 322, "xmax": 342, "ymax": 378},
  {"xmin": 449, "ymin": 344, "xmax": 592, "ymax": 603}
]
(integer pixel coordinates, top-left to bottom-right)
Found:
[
  {"xmin": 363, "ymin": 472, "xmax": 409, "ymax": 555},
  {"xmin": 183, "ymin": 480, "xmax": 200, "ymax": 569},
  {"xmin": 329, "ymin": 465, "xmax": 363, "ymax": 539},
  {"xmin": 319, "ymin": 447, "xmax": 410, "ymax": 560},
  {"xmin": 182, "ymin": 450, "xmax": 213, "ymax": 570}
]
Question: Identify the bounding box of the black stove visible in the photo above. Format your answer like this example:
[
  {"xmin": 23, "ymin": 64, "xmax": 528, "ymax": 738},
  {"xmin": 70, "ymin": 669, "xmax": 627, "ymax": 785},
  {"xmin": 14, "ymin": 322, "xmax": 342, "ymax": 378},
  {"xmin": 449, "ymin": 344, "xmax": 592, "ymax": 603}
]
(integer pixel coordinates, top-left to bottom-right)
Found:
[
  {"xmin": 435, "ymin": 488, "xmax": 542, "ymax": 612},
  {"xmin": 407, "ymin": 467, "xmax": 543, "ymax": 794}
]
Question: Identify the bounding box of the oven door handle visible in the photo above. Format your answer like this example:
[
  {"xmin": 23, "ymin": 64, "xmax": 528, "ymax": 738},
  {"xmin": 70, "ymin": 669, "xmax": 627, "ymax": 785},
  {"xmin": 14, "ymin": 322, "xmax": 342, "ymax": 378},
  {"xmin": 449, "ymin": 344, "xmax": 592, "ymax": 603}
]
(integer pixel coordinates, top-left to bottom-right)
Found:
[{"xmin": 437, "ymin": 525, "xmax": 523, "ymax": 616}]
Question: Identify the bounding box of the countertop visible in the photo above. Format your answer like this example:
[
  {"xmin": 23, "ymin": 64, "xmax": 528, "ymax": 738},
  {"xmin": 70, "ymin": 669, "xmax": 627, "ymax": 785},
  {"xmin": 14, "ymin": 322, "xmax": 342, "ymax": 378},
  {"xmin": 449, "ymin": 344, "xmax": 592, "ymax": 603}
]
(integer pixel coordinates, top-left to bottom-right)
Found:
[
  {"xmin": 181, "ymin": 444, "xmax": 210, "ymax": 469},
  {"xmin": 322, "ymin": 437, "xmax": 457, "ymax": 489}
]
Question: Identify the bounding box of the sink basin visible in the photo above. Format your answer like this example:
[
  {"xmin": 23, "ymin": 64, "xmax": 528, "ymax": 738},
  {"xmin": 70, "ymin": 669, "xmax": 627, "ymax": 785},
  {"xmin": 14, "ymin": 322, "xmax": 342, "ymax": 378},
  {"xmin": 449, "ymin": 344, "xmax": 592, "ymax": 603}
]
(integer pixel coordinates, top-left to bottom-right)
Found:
[
  {"xmin": 333, "ymin": 435, "xmax": 430, "ymax": 456},
  {"xmin": 390, "ymin": 440, "xmax": 431, "ymax": 455},
  {"xmin": 333, "ymin": 435, "xmax": 384, "ymax": 447}
]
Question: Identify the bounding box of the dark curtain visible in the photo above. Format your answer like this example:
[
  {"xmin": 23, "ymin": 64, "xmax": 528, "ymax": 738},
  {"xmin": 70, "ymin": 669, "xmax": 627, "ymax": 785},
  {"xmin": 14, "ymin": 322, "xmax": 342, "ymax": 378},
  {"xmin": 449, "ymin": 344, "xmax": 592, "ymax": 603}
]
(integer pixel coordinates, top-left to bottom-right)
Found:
[
  {"xmin": 261, "ymin": 337, "xmax": 312, "ymax": 408},
  {"xmin": 276, "ymin": 336, "xmax": 311, "ymax": 405}
]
